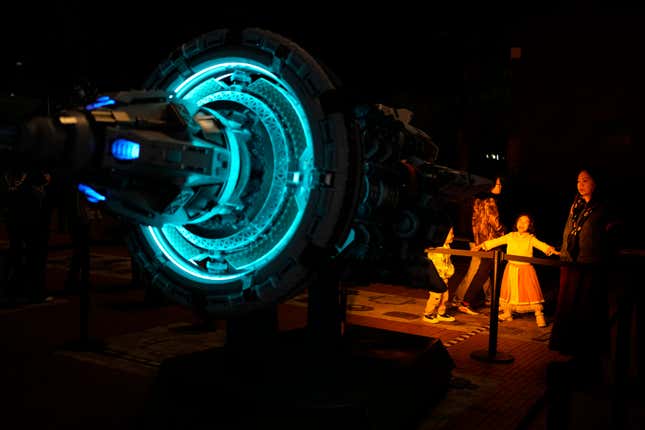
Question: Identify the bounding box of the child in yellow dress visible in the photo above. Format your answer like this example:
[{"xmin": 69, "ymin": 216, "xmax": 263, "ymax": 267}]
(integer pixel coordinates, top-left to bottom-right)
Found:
[{"xmin": 475, "ymin": 214, "xmax": 559, "ymax": 327}]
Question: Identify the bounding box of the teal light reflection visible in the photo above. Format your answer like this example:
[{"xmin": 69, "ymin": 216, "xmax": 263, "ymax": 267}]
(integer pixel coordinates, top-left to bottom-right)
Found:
[
  {"xmin": 140, "ymin": 58, "xmax": 315, "ymax": 283},
  {"xmin": 145, "ymin": 226, "xmax": 249, "ymax": 282}
]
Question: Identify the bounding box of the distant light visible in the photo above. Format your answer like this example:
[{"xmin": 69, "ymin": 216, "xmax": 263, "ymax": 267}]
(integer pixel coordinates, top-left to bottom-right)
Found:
[
  {"xmin": 511, "ymin": 47, "xmax": 522, "ymax": 60},
  {"xmin": 78, "ymin": 183, "xmax": 106, "ymax": 203},
  {"xmin": 111, "ymin": 138, "xmax": 140, "ymax": 160},
  {"xmin": 485, "ymin": 153, "xmax": 504, "ymax": 161},
  {"xmin": 85, "ymin": 96, "xmax": 116, "ymax": 110},
  {"xmin": 59, "ymin": 116, "xmax": 78, "ymax": 125}
]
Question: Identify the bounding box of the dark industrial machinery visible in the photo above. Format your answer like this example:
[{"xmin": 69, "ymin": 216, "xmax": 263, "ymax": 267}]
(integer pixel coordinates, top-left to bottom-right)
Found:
[{"xmin": 3, "ymin": 28, "xmax": 489, "ymax": 318}]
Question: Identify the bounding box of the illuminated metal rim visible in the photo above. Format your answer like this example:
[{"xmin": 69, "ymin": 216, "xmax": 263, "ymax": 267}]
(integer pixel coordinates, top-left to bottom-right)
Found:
[{"xmin": 140, "ymin": 59, "xmax": 314, "ymax": 283}]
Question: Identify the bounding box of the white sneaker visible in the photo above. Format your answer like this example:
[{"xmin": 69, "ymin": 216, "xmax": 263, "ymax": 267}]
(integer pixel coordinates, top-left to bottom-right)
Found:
[
  {"xmin": 436, "ymin": 313, "xmax": 456, "ymax": 322},
  {"xmin": 423, "ymin": 313, "xmax": 440, "ymax": 324}
]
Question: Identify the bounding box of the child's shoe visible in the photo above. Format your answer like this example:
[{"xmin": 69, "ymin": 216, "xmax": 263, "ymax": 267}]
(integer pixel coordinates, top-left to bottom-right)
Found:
[
  {"xmin": 457, "ymin": 304, "xmax": 479, "ymax": 315},
  {"xmin": 498, "ymin": 304, "xmax": 513, "ymax": 321},
  {"xmin": 536, "ymin": 314, "xmax": 547, "ymax": 328},
  {"xmin": 498, "ymin": 312, "xmax": 513, "ymax": 321},
  {"xmin": 422, "ymin": 313, "xmax": 440, "ymax": 324}
]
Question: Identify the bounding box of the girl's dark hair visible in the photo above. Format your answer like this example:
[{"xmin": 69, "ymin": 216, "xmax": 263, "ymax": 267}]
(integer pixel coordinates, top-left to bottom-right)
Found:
[{"xmin": 513, "ymin": 213, "xmax": 535, "ymax": 234}]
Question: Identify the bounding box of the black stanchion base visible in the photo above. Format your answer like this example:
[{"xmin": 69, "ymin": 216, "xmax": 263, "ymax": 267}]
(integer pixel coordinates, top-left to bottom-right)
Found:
[
  {"xmin": 145, "ymin": 325, "xmax": 456, "ymax": 430},
  {"xmin": 470, "ymin": 349, "xmax": 515, "ymax": 363},
  {"xmin": 62, "ymin": 337, "xmax": 106, "ymax": 353}
]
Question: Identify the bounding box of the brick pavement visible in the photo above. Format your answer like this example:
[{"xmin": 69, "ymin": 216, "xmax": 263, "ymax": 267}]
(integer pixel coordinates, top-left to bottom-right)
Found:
[
  {"xmin": 346, "ymin": 310, "xmax": 566, "ymax": 430},
  {"xmin": 0, "ymin": 237, "xmax": 592, "ymax": 430}
]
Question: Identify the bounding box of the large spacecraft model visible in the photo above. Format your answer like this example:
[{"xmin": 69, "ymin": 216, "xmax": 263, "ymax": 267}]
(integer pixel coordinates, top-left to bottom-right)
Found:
[{"xmin": 3, "ymin": 28, "xmax": 489, "ymax": 318}]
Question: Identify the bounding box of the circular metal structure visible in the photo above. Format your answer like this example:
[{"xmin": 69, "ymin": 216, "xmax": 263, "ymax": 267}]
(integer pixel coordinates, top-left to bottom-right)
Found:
[{"xmin": 127, "ymin": 28, "xmax": 358, "ymax": 317}]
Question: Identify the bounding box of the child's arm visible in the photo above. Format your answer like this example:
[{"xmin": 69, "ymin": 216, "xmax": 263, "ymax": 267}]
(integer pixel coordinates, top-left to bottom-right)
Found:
[
  {"xmin": 531, "ymin": 236, "xmax": 560, "ymax": 256},
  {"xmin": 474, "ymin": 234, "xmax": 509, "ymax": 251}
]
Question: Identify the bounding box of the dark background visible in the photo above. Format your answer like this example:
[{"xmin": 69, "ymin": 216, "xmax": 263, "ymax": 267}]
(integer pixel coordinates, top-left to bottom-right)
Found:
[{"xmin": 2, "ymin": 4, "xmax": 644, "ymax": 246}]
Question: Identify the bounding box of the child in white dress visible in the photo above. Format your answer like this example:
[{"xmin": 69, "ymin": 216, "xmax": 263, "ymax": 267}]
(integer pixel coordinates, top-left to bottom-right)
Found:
[{"xmin": 474, "ymin": 214, "xmax": 559, "ymax": 327}]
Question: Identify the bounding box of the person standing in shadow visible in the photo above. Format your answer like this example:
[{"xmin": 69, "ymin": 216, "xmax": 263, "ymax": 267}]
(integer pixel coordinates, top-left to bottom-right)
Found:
[
  {"xmin": 549, "ymin": 168, "xmax": 613, "ymax": 373},
  {"xmin": 546, "ymin": 167, "xmax": 618, "ymax": 430},
  {"xmin": 3, "ymin": 167, "xmax": 53, "ymax": 304}
]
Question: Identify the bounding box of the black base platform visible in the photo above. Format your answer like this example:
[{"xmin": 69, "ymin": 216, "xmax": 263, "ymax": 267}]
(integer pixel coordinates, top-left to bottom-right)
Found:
[{"xmin": 144, "ymin": 324, "xmax": 455, "ymax": 430}]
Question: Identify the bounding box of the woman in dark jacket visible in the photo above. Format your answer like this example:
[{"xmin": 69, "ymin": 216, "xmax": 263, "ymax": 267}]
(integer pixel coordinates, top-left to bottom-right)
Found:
[{"xmin": 549, "ymin": 168, "xmax": 612, "ymax": 370}]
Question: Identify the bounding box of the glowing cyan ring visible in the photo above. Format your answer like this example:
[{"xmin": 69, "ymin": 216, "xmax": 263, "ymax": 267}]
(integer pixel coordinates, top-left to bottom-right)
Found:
[
  {"xmin": 146, "ymin": 225, "xmax": 245, "ymax": 282},
  {"xmin": 140, "ymin": 59, "xmax": 314, "ymax": 283}
]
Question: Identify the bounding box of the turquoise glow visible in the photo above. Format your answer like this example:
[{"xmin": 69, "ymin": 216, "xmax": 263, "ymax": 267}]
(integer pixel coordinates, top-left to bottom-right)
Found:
[
  {"xmin": 140, "ymin": 58, "xmax": 315, "ymax": 283},
  {"xmin": 146, "ymin": 226, "xmax": 249, "ymax": 282},
  {"xmin": 78, "ymin": 183, "xmax": 106, "ymax": 203},
  {"xmin": 336, "ymin": 228, "xmax": 356, "ymax": 254},
  {"xmin": 199, "ymin": 107, "xmax": 242, "ymax": 208},
  {"xmin": 172, "ymin": 62, "xmax": 282, "ymax": 96},
  {"xmin": 111, "ymin": 138, "xmax": 140, "ymax": 160}
]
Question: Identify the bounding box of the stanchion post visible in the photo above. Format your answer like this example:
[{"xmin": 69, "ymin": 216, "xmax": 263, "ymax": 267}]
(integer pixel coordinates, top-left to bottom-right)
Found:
[
  {"xmin": 79, "ymin": 277, "xmax": 89, "ymax": 344},
  {"xmin": 488, "ymin": 249, "xmax": 501, "ymax": 356},
  {"xmin": 64, "ymin": 253, "xmax": 104, "ymax": 352},
  {"xmin": 471, "ymin": 249, "xmax": 514, "ymax": 363}
]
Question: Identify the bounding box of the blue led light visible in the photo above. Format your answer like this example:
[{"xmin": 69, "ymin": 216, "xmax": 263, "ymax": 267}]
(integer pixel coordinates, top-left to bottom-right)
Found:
[
  {"xmin": 85, "ymin": 96, "xmax": 116, "ymax": 111},
  {"xmin": 111, "ymin": 138, "xmax": 141, "ymax": 160},
  {"xmin": 78, "ymin": 183, "xmax": 106, "ymax": 203}
]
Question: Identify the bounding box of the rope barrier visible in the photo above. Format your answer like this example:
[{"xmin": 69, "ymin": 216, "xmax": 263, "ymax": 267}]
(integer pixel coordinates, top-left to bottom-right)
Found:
[
  {"xmin": 426, "ymin": 246, "xmax": 561, "ymax": 266},
  {"xmin": 426, "ymin": 246, "xmax": 561, "ymax": 364},
  {"xmin": 428, "ymin": 245, "xmax": 644, "ymax": 366}
]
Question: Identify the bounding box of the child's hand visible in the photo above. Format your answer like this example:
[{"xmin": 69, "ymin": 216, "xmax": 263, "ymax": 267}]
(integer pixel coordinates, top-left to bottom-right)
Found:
[{"xmin": 546, "ymin": 246, "xmax": 560, "ymax": 256}]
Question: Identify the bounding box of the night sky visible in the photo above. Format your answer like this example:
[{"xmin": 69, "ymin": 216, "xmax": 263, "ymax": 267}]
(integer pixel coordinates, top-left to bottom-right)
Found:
[{"xmin": 3, "ymin": 5, "xmax": 644, "ymax": 246}]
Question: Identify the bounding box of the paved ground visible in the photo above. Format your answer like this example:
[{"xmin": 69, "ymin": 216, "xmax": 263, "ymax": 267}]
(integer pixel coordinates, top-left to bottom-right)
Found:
[{"xmin": 1, "ymin": 233, "xmax": 642, "ymax": 429}]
